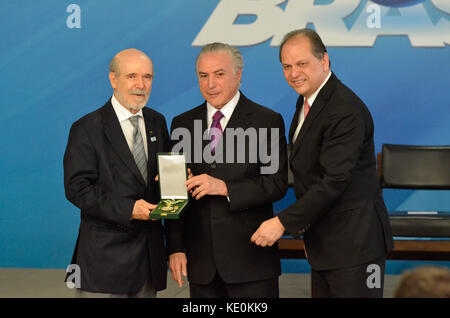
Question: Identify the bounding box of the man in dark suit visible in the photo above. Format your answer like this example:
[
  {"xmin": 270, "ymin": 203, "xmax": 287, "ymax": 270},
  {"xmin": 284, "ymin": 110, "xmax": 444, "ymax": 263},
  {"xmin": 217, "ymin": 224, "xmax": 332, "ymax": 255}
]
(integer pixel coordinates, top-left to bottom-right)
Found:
[
  {"xmin": 251, "ymin": 29, "xmax": 394, "ymax": 297},
  {"xmin": 63, "ymin": 49, "xmax": 169, "ymax": 297},
  {"xmin": 166, "ymin": 43, "xmax": 288, "ymax": 298}
]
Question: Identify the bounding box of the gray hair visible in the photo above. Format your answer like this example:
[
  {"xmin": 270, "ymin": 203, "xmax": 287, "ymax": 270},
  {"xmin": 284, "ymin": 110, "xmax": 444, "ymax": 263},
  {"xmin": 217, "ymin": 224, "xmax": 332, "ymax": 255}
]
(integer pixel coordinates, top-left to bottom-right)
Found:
[
  {"xmin": 109, "ymin": 56, "xmax": 120, "ymax": 75},
  {"xmin": 279, "ymin": 28, "xmax": 330, "ymax": 67},
  {"xmin": 196, "ymin": 42, "xmax": 244, "ymax": 74}
]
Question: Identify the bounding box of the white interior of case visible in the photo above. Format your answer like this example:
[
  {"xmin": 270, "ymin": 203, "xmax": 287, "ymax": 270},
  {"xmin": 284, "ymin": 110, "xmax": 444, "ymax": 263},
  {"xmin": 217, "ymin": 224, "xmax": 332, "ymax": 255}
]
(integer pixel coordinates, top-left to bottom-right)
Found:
[{"xmin": 159, "ymin": 154, "xmax": 188, "ymax": 199}]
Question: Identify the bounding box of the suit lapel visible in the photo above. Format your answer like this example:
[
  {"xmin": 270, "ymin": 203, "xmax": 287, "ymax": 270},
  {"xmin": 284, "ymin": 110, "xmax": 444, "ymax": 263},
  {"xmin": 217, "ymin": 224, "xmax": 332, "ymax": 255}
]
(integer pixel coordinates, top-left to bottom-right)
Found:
[
  {"xmin": 143, "ymin": 108, "xmax": 157, "ymax": 178},
  {"xmin": 224, "ymin": 93, "xmax": 252, "ymax": 130},
  {"xmin": 102, "ymin": 101, "xmax": 146, "ymax": 187},
  {"xmin": 185, "ymin": 103, "xmax": 209, "ymax": 164},
  {"xmin": 197, "ymin": 103, "xmax": 210, "ymax": 152},
  {"xmin": 288, "ymin": 97, "xmax": 303, "ymax": 144},
  {"xmin": 219, "ymin": 93, "xmax": 252, "ymax": 161},
  {"xmin": 290, "ymin": 73, "xmax": 337, "ymax": 159}
]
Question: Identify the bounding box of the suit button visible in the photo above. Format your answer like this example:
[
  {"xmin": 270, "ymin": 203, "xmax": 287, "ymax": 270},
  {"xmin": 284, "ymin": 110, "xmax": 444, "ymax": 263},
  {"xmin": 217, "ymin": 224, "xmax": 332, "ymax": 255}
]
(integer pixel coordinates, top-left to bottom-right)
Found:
[{"xmin": 211, "ymin": 163, "xmax": 217, "ymax": 169}]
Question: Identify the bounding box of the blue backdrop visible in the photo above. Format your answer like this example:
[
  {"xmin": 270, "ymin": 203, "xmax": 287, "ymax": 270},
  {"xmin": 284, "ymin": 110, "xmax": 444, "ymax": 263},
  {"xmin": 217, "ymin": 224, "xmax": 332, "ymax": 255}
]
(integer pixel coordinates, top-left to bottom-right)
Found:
[{"xmin": 0, "ymin": 0, "xmax": 449, "ymax": 273}]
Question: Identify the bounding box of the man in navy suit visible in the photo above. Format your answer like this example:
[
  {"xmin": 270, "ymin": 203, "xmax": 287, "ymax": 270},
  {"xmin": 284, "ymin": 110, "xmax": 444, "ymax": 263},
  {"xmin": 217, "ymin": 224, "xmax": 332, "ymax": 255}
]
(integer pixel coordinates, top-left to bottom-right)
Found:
[
  {"xmin": 167, "ymin": 43, "xmax": 288, "ymax": 298},
  {"xmin": 64, "ymin": 49, "xmax": 169, "ymax": 297},
  {"xmin": 251, "ymin": 29, "xmax": 393, "ymax": 298}
]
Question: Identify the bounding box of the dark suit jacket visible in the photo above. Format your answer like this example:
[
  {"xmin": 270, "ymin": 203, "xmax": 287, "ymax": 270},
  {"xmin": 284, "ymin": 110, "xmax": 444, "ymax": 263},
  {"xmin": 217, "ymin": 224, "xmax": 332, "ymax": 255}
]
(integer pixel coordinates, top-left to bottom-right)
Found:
[
  {"xmin": 166, "ymin": 93, "xmax": 288, "ymax": 285},
  {"xmin": 278, "ymin": 74, "xmax": 394, "ymax": 271},
  {"xmin": 63, "ymin": 99, "xmax": 169, "ymax": 293}
]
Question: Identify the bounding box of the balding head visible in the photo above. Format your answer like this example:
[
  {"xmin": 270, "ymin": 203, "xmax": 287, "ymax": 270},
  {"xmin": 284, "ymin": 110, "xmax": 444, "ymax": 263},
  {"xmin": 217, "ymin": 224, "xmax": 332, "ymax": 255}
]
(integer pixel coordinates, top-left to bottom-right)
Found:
[
  {"xmin": 109, "ymin": 49, "xmax": 154, "ymax": 114},
  {"xmin": 110, "ymin": 48, "xmax": 153, "ymax": 76}
]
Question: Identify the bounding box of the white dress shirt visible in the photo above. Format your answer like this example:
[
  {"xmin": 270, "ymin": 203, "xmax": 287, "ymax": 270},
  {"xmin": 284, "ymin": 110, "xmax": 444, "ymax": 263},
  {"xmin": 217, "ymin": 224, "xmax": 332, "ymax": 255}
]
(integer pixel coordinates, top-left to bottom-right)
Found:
[
  {"xmin": 292, "ymin": 71, "xmax": 332, "ymax": 143},
  {"xmin": 111, "ymin": 94, "xmax": 148, "ymax": 159},
  {"xmin": 206, "ymin": 91, "xmax": 240, "ymax": 133}
]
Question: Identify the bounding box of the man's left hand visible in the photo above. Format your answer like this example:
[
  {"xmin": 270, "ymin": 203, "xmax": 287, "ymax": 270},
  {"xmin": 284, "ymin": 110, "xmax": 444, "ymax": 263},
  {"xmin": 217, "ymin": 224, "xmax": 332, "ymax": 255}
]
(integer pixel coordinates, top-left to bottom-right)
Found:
[
  {"xmin": 186, "ymin": 173, "xmax": 228, "ymax": 200},
  {"xmin": 251, "ymin": 216, "xmax": 285, "ymax": 247}
]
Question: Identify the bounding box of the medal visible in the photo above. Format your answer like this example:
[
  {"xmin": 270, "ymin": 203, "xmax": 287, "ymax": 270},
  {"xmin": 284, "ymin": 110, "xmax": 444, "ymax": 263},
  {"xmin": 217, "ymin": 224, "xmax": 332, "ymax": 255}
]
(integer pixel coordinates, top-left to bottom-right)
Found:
[{"xmin": 161, "ymin": 199, "xmax": 183, "ymax": 213}]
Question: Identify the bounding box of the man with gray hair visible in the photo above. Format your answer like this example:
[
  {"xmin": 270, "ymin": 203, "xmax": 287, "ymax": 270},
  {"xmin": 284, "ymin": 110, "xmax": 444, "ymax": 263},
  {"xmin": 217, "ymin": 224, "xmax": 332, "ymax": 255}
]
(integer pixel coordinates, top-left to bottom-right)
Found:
[
  {"xmin": 166, "ymin": 43, "xmax": 288, "ymax": 297},
  {"xmin": 64, "ymin": 49, "xmax": 169, "ymax": 297}
]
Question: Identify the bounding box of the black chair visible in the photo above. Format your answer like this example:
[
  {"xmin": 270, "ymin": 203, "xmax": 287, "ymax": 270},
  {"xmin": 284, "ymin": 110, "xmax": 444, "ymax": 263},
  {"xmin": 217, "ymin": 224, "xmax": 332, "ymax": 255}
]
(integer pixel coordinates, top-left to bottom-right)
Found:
[
  {"xmin": 280, "ymin": 144, "xmax": 450, "ymax": 260},
  {"xmin": 380, "ymin": 144, "xmax": 450, "ymax": 238}
]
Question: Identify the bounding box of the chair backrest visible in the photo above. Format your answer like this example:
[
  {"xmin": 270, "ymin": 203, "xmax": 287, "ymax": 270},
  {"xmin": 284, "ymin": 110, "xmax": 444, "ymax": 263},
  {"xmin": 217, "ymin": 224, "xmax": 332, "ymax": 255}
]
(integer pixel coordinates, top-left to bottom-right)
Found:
[{"xmin": 380, "ymin": 144, "xmax": 450, "ymax": 190}]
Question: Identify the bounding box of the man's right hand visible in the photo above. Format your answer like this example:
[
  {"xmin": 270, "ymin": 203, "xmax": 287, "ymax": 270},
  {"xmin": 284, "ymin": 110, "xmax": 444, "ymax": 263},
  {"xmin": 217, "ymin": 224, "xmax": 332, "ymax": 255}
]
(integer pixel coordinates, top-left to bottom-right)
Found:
[
  {"xmin": 169, "ymin": 252, "xmax": 187, "ymax": 288},
  {"xmin": 132, "ymin": 199, "xmax": 157, "ymax": 220}
]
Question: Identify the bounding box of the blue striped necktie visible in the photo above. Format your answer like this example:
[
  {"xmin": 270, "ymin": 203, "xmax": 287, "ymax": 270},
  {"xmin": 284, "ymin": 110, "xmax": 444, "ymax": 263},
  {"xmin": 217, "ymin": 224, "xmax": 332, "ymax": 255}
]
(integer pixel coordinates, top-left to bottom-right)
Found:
[{"xmin": 129, "ymin": 115, "xmax": 148, "ymax": 184}]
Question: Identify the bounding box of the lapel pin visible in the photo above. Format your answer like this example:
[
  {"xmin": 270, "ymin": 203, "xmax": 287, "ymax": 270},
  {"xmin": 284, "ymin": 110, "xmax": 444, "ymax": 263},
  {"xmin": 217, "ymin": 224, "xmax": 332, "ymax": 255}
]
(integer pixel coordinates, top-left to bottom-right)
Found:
[{"xmin": 151, "ymin": 136, "xmax": 157, "ymax": 142}]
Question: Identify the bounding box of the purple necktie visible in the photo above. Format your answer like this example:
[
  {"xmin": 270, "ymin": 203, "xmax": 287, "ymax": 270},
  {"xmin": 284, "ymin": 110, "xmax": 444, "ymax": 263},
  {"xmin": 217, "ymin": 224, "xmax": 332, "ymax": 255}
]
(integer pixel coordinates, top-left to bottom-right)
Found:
[{"xmin": 210, "ymin": 110, "xmax": 224, "ymax": 155}]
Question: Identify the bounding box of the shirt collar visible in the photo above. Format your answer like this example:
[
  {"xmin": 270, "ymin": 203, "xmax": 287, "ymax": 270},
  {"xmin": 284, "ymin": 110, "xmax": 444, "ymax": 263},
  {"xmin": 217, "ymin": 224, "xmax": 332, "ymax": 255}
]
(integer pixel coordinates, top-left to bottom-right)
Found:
[
  {"xmin": 111, "ymin": 94, "xmax": 144, "ymax": 122},
  {"xmin": 305, "ymin": 71, "xmax": 332, "ymax": 107},
  {"xmin": 207, "ymin": 90, "xmax": 240, "ymax": 124}
]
